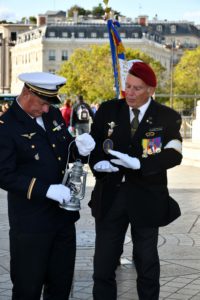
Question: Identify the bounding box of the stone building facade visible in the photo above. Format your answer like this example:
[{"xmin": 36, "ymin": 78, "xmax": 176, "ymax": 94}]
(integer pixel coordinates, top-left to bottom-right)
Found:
[{"xmin": 0, "ymin": 11, "xmax": 199, "ymax": 94}]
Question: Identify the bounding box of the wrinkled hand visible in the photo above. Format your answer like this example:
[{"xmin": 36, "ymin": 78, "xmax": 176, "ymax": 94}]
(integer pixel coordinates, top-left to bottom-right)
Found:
[
  {"xmin": 108, "ymin": 149, "xmax": 140, "ymax": 170},
  {"xmin": 46, "ymin": 184, "xmax": 71, "ymax": 205},
  {"xmin": 93, "ymin": 160, "xmax": 119, "ymax": 172},
  {"xmin": 75, "ymin": 133, "xmax": 95, "ymax": 156}
]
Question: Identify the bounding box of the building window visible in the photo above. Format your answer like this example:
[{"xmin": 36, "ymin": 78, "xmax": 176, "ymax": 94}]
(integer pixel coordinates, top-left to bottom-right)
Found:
[
  {"xmin": 103, "ymin": 32, "xmax": 109, "ymax": 38},
  {"xmin": 120, "ymin": 32, "xmax": 126, "ymax": 38},
  {"xmin": 49, "ymin": 31, "xmax": 56, "ymax": 37},
  {"xmin": 11, "ymin": 32, "xmax": 17, "ymax": 41},
  {"xmin": 132, "ymin": 32, "xmax": 139, "ymax": 38},
  {"xmin": 91, "ymin": 32, "xmax": 97, "ymax": 38},
  {"xmin": 49, "ymin": 50, "xmax": 56, "ymax": 61},
  {"xmin": 156, "ymin": 25, "xmax": 162, "ymax": 32},
  {"xmin": 62, "ymin": 32, "xmax": 68, "ymax": 38},
  {"xmin": 170, "ymin": 25, "xmax": 176, "ymax": 34},
  {"xmin": 78, "ymin": 32, "xmax": 85, "ymax": 38},
  {"xmin": 49, "ymin": 69, "xmax": 56, "ymax": 74},
  {"xmin": 62, "ymin": 50, "xmax": 68, "ymax": 61}
]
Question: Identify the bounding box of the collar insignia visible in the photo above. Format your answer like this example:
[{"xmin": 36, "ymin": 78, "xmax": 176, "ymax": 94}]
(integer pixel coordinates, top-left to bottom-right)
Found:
[{"xmin": 146, "ymin": 116, "xmax": 153, "ymax": 125}]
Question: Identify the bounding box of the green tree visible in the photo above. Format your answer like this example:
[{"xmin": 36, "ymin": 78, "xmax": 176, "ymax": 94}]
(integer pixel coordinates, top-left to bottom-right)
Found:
[
  {"xmin": 58, "ymin": 45, "xmax": 165, "ymax": 103},
  {"xmin": 29, "ymin": 16, "xmax": 37, "ymax": 24},
  {"xmin": 173, "ymin": 46, "xmax": 200, "ymax": 110},
  {"xmin": 67, "ymin": 5, "xmax": 89, "ymax": 18},
  {"xmin": 20, "ymin": 16, "xmax": 36, "ymax": 24},
  {"xmin": 58, "ymin": 45, "xmax": 114, "ymax": 102},
  {"xmin": 91, "ymin": 3, "xmax": 105, "ymax": 18}
]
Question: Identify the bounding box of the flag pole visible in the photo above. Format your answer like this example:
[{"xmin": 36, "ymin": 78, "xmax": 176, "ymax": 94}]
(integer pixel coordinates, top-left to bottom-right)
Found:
[{"xmin": 103, "ymin": 0, "xmax": 126, "ymax": 99}]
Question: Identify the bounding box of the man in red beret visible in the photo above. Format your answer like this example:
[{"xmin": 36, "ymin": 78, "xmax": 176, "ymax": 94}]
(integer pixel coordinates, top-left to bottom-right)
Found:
[{"xmin": 89, "ymin": 61, "xmax": 183, "ymax": 299}]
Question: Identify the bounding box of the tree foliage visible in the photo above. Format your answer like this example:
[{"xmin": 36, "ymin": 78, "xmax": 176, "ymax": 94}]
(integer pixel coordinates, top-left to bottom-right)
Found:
[
  {"xmin": 58, "ymin": 45, "xmax": 165, "ymax": 103},
  {"xmin": 21, "ymin": 16, "xmax": 37, "ymax": 24},
  {"xmin": 67, "ymin": 5, "xmax": 89, "ymax": 17},
  {"xmin": 58, "ymin": 45, "xmax": 114, "ymax": 102},
  {"xmin": 172, "ymin": 46, "xmax": 200, "ymax": 109},
  {"xmin": 173, "ymin": 46, "xmax": 200, "ymax": 94},
  {"xmin": 0, "ymin": 20, "xmax": 13, "ymax": 24},
  {"xmin": 67, "ymin": 3, "xmax": 121, "ymax": 18},
  {"xmin": 91, "ymin": 4, "xmax": 105, "ymax": 18}
]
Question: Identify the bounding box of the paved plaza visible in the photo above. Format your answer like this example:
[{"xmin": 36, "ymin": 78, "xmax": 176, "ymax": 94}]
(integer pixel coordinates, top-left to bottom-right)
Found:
[{"xmin": 0, "ymin": 163, "xmax": 200, "ymax": 299}]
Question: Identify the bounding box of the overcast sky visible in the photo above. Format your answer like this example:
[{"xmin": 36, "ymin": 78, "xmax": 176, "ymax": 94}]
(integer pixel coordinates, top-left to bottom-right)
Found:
[{"xmin": 0, "ymin": 0, "xmax": 200, "ymax": 24}]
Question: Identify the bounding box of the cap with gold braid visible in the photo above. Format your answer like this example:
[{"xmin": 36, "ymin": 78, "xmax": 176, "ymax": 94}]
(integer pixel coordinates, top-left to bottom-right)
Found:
[{"xmin": 18, "ymin": 72, "xmax": 66, "ymax": 104}]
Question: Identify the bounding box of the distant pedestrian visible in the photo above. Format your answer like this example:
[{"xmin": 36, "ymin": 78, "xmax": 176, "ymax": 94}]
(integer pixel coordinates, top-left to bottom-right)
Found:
[
  {"xmin": 71, "ymin": 95, "xmax": 94, "ymax": 135},
  {"xmin": 60, "ymin": 98, "xmax": 72, "ymax": 127}
]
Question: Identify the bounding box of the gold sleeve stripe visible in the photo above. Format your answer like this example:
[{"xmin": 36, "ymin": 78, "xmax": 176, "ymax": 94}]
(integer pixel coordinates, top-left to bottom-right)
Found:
[{"xmin": 27, "ymin": 178, "xmax": 36, "ymax": 200}]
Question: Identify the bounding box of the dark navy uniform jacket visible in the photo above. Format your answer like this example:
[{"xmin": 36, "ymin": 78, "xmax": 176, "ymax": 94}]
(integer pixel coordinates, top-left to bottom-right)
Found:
[
  {"xmin": 0, "ymin": 100, "xmax": 79, "ymax": 233},
  {"xmin": 89, "ymin": 98, "xmax": 182, "ymax": 227}
]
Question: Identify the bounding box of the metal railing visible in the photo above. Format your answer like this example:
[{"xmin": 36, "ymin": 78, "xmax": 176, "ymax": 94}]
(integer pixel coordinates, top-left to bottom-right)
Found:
[{"xmin": 181, "ymin": 116, "xmax": 193, "ymax": 139}]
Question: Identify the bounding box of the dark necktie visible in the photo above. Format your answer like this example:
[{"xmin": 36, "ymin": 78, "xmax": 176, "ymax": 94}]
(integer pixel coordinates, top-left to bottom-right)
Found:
[{"xmin": 130, "ymin": 108, "xmax": 140, "ymax": 137}]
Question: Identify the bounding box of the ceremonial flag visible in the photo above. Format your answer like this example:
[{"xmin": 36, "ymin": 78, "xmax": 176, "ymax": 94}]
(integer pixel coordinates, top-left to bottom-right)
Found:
[{"xmin": 107, "ymin": 19, "xmax": 126, "ymax": 98}]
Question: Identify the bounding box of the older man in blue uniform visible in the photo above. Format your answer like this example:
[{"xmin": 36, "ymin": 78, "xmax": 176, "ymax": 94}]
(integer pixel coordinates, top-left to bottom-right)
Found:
[
  {"xmin": 89, "ymin": 61, "xmax": 182, "ymax": 300},
  {"xmin": 0, "ymin": 72, "xmax": 95, "ymax": 300}
]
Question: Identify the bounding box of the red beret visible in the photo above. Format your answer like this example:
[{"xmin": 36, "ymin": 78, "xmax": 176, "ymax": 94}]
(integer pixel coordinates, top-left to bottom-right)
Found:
[{"xmin": 128, "ymin": 62, "xmax": 157, "ymax": 87}]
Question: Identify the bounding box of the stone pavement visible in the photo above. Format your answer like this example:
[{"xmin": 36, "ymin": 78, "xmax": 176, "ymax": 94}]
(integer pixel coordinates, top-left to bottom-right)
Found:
[{"xmin": 0, "ymin": 164, "xmax": 200, "ymax": 300}]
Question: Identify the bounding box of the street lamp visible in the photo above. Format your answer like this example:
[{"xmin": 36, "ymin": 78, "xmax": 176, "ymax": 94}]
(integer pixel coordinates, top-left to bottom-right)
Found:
[{"xmin": 169, "ymin": 42, "xmax": 174, "ymax": 108}]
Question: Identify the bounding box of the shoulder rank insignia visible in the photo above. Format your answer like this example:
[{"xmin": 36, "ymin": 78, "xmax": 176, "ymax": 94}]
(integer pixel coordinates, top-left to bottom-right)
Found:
[
  {"xmin": 21, "ymin": 132, "xmax": 36, "ymax": 140},
  {"xmin": 52, "ymin": 120, "xmax": 64, "ymax": 132},
  {"xmin": 0, "ymin": 120, "xmax": 4, "ymax": 124}
]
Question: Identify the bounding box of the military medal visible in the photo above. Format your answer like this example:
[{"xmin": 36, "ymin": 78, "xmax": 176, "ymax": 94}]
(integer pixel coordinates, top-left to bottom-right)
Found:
[
  {"xmin": 107, "ymin": 121, "xmax": 117, "ymax": 137},
  {"xmin": 103, "ymin": 121, "xmax": 117, "ymax": 154},
  {"xmin": 142, "ymin": 137, "xmax": 162, "ymax": 157},
  {"xmin": 142, "ymin": 139, "xmax": 148, "ymax": 158}
]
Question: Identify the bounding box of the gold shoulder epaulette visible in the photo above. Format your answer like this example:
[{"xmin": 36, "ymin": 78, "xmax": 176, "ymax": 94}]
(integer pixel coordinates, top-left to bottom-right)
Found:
[{"xmin": 0, "ymin": 120, "xmax": 4, "ymax": 124}]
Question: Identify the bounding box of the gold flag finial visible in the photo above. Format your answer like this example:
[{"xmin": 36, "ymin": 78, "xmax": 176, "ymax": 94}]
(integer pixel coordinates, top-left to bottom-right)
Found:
[
  {"xmin": 103, "ymin": 0, "xmax": 109, "ymax": 5},
  {"xmin": 103, "ymin": 0, "xmax": 111, "ymax": 20}
]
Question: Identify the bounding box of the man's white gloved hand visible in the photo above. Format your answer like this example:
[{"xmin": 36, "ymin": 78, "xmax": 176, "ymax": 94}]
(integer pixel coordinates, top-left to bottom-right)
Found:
[
  {"xmin": 75, "ymin": 133, "xmax": 96, "ymax": 156},
  {"xmin": 108, "ymin": 149, "xmax": 141, "ymax": 170},
  {"xmin": 93, "ymin": 160, "xmax": 119, "ymax": 172},
  {"xmin": 46, "ymin": 184, "xmax": 71, "ymax": 205}
]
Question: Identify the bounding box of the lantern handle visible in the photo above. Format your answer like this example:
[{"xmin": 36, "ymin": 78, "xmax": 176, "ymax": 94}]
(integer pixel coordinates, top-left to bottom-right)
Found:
[{"xmin": 62, "ymin": 139, "xmax": 90, "ymax": 185}]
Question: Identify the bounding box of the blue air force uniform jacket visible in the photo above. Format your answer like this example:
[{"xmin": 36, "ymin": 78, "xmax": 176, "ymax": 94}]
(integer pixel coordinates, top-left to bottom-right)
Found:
[
  {"xmin": 0, "ymin": 100, "xmax": 79, "ymax": 233},
  {"xmin": 89, "ymin": 98, "xmax": 182, "ymax": 227}
]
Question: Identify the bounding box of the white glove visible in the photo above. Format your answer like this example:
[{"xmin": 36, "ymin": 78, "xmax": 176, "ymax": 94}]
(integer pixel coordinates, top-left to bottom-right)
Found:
[
  {"xmin": 46, "ymin": 184, "xmax": 71, "ymax": 205},
  {"xmin": 75, "ymin": 133, "xmax": 95, "ymax": 156},
  {"xmin": 108, "ymin": 149, "xmax": 141, "ymax": 170},
  {"xmin": 93, "ymin": 160, "xmax": 119, "ymax": 172}
]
